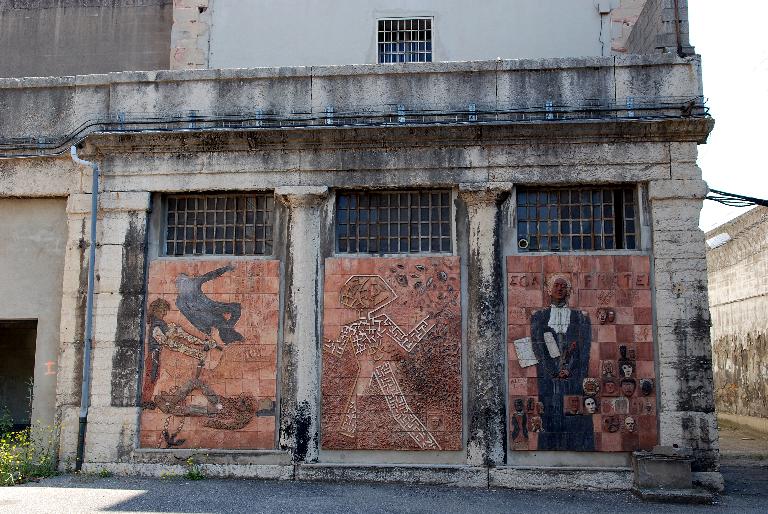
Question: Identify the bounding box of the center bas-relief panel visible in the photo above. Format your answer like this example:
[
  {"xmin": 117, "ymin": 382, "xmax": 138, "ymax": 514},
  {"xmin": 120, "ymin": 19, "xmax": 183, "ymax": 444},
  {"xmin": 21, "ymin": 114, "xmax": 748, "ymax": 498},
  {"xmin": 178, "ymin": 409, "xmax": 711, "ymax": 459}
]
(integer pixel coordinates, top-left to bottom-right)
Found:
[
  {"xmin": 321, "ymin": 257, "xmax": 462, "ymax": 451},
  {"xmin": 507, "ymin": 255, "xmax": 658, "ymax": 452},
  {"xmin": 140, "ymin": 259, "xmax": 279, "ymax": 449}
]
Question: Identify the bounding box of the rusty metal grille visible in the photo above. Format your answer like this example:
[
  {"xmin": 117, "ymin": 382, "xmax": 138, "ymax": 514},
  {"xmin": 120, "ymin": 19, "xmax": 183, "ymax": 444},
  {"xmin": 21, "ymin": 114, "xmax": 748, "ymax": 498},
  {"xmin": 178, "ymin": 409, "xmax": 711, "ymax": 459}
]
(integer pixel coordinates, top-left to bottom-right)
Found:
[
  {"xmin": 336, "ymin": 191, "xmax": 451, "ymax": 254},
  {"xmin": 378, "ymin": 18, "xmax": 432, "ymax": 63},
  {"xmin": 165, "ymin": 193, "xmax": 274, "ymax": 256},
  {"xmin": 516, "ymin": 187, "xmax": 638, "ymax": 252}
]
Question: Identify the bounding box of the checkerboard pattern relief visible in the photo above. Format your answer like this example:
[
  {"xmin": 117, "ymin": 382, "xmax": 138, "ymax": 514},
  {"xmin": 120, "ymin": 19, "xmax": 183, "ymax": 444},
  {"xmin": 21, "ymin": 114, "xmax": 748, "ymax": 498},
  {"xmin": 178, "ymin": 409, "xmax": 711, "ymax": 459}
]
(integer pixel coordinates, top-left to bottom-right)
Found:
[
  {"xmin": 507, "ymin": 255, "xmax": 657, "ymax": 452},
  {"xmin": 140, "ymin": 259, "xmax": 279, "ymax": 449},
  {"xmin": 321, "ymin": 257, "xmax": 462, "ymax": 451}
]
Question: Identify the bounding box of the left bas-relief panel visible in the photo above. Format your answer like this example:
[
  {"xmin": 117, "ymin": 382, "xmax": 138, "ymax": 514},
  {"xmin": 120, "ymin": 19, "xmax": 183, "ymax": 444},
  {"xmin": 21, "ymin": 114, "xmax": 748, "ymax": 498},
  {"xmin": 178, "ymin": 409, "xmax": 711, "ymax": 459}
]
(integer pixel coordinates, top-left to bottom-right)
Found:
[{"xmin": 140, "ymin": 259, "xmax": 280, "ymax": 449}]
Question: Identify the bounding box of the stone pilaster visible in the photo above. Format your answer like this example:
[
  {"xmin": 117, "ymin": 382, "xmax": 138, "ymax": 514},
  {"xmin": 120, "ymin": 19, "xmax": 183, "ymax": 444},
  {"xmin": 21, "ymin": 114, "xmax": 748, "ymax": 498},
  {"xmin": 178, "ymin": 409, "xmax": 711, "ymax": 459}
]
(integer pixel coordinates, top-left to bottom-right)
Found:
[
  {"xmin": 85, "ymin": 192, "xmax": 150, "ymax": 464},
  {"xmin": 649, "ymin": 179, "xmax": 719, "ymax": 473},
  {"xmin": 276, "ymin": 186, "xmax": 330, "ymax": 463},
  {"xmin": 459, "ymin": 184, "xmax": 511, "ymax": 466}
]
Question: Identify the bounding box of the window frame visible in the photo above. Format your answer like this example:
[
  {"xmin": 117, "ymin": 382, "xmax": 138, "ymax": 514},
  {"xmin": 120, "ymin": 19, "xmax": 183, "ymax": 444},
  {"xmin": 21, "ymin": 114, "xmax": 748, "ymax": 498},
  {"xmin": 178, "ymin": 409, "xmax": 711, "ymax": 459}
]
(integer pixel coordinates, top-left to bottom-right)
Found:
[
  {"xmin": 513, "ymin": 185, "xmax": 643, "ymax": 254},
  {"xmin": 376, "ymin": 17, "xmax": 434, "ymax": 64},
  {"xmin": 333, "ymin": 189, "xmax": 455, "ymax": 257},
  {"xmin": 161, "ymin": 192, "xmax": 276, "ymax": 258}
]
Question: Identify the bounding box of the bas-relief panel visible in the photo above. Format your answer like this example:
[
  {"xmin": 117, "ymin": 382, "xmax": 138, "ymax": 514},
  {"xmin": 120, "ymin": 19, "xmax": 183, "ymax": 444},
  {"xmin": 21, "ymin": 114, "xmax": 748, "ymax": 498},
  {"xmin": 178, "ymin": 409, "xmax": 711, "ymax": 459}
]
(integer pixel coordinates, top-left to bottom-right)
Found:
[
  {"xmin": 140, "ymin": 259, "xmax": 279, "ymax": 449},
  {"xmin": 321, "ymin": 257, "xmax": 462, "ymax": 451},
  {"xmin": 507, "ymin": 255, "xmax": 658, "ymax": 452}
]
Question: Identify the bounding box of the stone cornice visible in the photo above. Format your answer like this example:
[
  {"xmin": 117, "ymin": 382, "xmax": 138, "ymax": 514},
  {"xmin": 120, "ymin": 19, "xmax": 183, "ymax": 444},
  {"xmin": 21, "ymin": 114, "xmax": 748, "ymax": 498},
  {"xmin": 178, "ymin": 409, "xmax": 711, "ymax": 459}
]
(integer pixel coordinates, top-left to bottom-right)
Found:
[{"xmin": 81, "ymin": 118, "xmax": 714, "ymax": 157}]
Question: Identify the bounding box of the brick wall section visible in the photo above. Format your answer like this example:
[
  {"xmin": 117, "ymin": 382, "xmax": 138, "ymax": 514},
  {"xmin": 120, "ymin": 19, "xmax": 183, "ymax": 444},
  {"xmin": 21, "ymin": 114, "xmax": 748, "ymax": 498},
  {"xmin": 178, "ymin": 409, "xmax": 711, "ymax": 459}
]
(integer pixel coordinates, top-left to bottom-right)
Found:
[
  {"xmin": 321, "ymin": 257, "xmax": 462, "ymax": 451},
  {"xmin": 625, "ymin": 0, "xmax": 694, "ymax": 55},
  {"xmin": 139, "ymin": 259, "xmax": 279, "ymax": 449},
  {"xmin": 170, "ymin": 0, "xmax": 211, "ymax": 70},
  {"xmin": 706, "ymin": 206, "xmax": 768, "ymax": 419},
  {"xmin": 506, "ymin": 255, "xmax": 657, "ymax": 452}
]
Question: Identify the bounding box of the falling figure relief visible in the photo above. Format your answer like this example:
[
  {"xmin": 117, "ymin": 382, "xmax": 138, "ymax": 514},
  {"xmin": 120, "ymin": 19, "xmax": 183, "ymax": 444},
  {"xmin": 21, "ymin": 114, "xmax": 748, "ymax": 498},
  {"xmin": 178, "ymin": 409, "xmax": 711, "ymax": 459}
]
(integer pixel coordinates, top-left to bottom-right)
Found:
[
  {"xmin": 142, "ymin": 264, "xmax": 260, "ymax": 448},
  {"xmin": 324, "ymin": 275, "xmax": 440, "ymax": 450},
  {"xmin": 176, "ymin": 265, "xmax": 244, "ymax": 345}
]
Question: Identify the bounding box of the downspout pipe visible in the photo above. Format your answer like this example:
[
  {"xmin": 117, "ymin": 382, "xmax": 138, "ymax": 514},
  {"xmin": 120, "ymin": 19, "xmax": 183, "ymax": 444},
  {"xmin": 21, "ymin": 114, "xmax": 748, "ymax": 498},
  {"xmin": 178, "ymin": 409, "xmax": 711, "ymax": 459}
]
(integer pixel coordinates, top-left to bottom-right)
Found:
[{"xmin": 70, "ymin": 145, "xmax": 99, "ymax": 472}]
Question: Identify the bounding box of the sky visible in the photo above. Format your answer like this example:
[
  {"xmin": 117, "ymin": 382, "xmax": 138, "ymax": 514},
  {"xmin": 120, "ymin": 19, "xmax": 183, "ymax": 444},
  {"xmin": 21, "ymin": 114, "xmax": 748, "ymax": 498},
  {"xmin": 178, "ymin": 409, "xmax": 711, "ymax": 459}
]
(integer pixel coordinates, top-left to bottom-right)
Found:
[{"xmin": 689, "ymin": 1, "xmax": 768, "ymax": 231}]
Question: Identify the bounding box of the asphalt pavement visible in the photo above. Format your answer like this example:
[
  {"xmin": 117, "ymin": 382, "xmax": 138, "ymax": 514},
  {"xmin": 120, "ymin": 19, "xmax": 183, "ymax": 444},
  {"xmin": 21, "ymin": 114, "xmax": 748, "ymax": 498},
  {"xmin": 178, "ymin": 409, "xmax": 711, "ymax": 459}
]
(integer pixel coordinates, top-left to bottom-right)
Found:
[{"xmin": 0, "ymin": 461, "xmax": 764, "ymax": 514}]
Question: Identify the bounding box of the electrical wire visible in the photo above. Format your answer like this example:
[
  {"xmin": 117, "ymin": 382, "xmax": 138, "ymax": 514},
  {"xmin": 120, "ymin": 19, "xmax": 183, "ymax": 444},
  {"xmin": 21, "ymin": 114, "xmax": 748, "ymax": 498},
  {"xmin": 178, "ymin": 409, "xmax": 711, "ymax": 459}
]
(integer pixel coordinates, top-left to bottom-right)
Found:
[{"xmin": 706, "ymin": 189, "xmax": 768, "ymax": 208}]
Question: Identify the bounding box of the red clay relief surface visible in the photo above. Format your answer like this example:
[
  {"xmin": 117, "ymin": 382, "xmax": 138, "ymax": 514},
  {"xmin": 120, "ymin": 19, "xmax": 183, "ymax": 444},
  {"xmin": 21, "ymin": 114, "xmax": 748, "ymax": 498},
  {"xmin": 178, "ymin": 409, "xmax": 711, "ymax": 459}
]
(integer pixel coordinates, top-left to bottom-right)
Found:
[
  {"xmin": 140, "ymin": 260, "xmax": 279, "ymax": 449},
  {"xmin": 507, "ymin": 255, "xmax": 657, "ymax": 452},
  {"xmin": 321, "ymin": 257, "xmax": 462, "ymax": 451}
]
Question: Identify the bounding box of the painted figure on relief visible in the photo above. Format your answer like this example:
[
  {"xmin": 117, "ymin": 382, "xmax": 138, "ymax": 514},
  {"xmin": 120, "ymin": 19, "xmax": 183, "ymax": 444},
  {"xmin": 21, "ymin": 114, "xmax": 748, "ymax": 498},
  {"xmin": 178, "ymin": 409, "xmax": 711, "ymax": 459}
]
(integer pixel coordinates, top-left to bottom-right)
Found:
[
  {"xmin": 530, "ymin": 275, "xmax": 594, "ymax": 450},
  {"xmin": 176, "ymin": 265, "xmax": 244, "ymax": 345},
  {"xmin": 324, "ymin": 275, "xmax": 441, "ymax": 450},
  {"xmin": 146, "ymin": 298, "xmax": 222, "ymax": 384}
]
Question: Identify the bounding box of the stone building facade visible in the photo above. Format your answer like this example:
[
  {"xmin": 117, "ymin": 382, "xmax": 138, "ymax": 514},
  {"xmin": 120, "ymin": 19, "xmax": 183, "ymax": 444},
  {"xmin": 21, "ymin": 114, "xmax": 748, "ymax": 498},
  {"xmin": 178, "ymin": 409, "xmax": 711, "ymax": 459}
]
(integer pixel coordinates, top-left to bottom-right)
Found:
[
  {"xmin": 0, "ymin": 55, "xmax": 719, "ymax": 488},
  {"xmin": 0, "ymin": 0, "xmax": 718, "ymax": 493},
  {"xmin": 707, "ymin": 207, "xmax": 768, "ymax": 433}
]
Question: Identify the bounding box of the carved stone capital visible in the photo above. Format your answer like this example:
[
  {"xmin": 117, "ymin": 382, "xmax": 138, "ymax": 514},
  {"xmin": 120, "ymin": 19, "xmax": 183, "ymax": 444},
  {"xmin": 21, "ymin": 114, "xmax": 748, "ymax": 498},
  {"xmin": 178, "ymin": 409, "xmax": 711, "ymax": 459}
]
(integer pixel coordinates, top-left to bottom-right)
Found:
[
  {"xmin": 458, "ymin": 182, "xmax": 513, "ymax": 208},
  {"xmin": 275, "ymin": 186, "xmax": 329, "ymax": 208}
]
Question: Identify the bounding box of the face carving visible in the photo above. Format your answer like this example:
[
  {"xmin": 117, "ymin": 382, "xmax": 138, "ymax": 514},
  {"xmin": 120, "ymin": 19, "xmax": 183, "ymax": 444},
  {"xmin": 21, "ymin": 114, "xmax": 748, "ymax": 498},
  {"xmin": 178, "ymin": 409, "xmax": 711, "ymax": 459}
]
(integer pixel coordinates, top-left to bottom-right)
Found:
[
  {"xmin": 624, "ymin": 416, "xmax": 636, "ymax": 433},
  {"xmin": 621, "ymin": 379, "xmax": 636, "ymax": 397},
  {"xmin": 621, "ymin": 363, "xmax": 634, "ymax": 378},
  {"xmin": 584, "ymin": 397, "xmax": 597, "ymax": 414}
]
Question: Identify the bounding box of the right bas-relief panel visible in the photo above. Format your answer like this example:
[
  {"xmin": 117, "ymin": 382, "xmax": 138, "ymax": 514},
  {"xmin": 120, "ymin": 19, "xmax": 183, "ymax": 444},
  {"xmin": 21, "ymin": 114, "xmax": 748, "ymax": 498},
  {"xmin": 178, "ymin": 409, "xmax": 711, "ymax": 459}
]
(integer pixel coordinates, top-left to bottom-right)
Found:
[{"xmin": 506, "ymin": 255, "xmax": 657, "ymax": 452}]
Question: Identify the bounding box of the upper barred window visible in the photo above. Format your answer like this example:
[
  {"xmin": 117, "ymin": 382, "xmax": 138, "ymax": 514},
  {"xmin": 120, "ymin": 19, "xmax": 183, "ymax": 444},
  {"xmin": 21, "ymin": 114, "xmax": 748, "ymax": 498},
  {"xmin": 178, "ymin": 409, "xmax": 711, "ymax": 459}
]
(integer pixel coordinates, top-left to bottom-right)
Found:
[
  {"xmin": 165, "ymin": 193, "xmax": 274, "ymax": 256},
  {"xmin": 377, "ymin": 18, "xmax": 433, "ymax": 63},
  {"xmin": 336, "ymin": 190, "xmax": 451, "ymax": 254},
  {"xmin": 516, "ymin": 187, "xmax": 638, "ymax": 252}
]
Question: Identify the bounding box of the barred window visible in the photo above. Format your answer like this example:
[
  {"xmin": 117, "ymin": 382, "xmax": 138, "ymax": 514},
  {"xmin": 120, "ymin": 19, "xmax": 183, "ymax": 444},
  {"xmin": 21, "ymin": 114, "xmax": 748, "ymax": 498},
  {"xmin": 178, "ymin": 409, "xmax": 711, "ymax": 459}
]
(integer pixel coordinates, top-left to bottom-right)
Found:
[
  {"xmin": 378, "ymin": 18, "xmax": 432, "ymax": 63},
  {"xmin": 516, "ymin": 187, "xmax": 638, "ymax": 252},
  {"xmin": 336, "ymin": 191, "xmax": 451, "ymax": 254},
  {"xmin": 165, "ymin": 193, "xmax": 274, "ymax": 256}
]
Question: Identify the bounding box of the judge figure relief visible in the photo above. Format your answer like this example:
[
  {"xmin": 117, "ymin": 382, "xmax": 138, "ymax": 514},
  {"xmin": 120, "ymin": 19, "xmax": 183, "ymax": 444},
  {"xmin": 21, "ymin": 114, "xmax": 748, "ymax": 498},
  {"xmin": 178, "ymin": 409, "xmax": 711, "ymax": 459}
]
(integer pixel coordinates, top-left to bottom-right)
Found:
[{"xmin": 530, "ymin": 275, "xmax": 594, "ymax": 451}]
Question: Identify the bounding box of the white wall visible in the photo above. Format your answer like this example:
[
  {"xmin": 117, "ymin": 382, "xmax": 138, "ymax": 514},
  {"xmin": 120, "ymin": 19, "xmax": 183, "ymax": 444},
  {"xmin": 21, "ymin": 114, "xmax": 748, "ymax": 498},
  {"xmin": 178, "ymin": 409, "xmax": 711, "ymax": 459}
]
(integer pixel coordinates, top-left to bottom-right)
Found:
[{"xmin": 209, "ymin": 0, "xmax": 607, "ymax": 69}]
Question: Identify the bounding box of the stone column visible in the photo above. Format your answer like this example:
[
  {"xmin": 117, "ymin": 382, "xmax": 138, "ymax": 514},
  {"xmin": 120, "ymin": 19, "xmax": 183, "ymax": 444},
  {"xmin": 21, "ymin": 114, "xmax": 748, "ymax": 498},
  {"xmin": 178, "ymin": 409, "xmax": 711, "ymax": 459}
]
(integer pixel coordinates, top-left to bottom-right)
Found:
[
  {"xmin": 276, "ymin": 186, "xmax": 330, "ymax": 463},
  {"xmin": 459, "ymin": 184, "xmax": 510, "ymax": 466},
  {"xmin": 649, "ymin": 172, "xmax": 719, "ymax": 476},
  {"xmin": 83, "ymin": 192, "xmax": 150, "ymax": 465}
]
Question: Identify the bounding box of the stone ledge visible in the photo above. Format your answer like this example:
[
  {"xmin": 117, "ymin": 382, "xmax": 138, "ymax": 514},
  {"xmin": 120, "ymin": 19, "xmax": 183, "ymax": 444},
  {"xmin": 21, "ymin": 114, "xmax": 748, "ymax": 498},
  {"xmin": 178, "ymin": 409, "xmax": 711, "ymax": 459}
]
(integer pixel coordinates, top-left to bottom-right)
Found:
[
  {"xmin": 631, "ymin": 486, "xmax": 714, "ymax": 504},
  {"xmin": 490, "ymin": 466, "xmax": 633, "ymax": 490},
  {"xmin": 131, "ymin": 448, "xmax": 292, "ymax": 466},
  {"xmin": 73, "ymin": 462, "xmax": 656, "ymax": 491},
  {"xmin": 297, "ymin": 464, "xmax": 488, "ymax": 488}
]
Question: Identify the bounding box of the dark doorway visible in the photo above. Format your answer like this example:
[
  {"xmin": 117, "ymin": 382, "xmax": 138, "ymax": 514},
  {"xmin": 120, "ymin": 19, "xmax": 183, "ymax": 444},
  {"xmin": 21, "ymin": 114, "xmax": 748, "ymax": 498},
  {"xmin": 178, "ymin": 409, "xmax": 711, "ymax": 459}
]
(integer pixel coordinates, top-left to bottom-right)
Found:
[{"xmin": 0, "ymin": 320, "xmax": 37, "ymax": 432}]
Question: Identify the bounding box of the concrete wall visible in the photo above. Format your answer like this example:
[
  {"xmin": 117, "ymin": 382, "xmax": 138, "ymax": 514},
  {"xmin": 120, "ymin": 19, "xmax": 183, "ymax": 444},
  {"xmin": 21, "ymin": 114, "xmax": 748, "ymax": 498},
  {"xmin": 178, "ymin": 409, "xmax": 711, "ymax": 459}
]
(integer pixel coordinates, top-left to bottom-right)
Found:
[
  {"xmin": 204, "ymin": 0, "xmax": 608, "ymax": 69},
  {"xmin": 0, "ymin": 198, "xmax": 67, "ymax": 428},
  {"xmin": 707, "ymin": 207, "xmax": 768, "ymax": 421},
  {"xmin": 625, "ymin": 0, "xmax": 694, "ymax": 55},
  {"xmin": 0, "ymin": 0, "xmax": 173, "ymax": 79},
  {"xmin": 0, "ymin": 59, "xmax": 720, "ymax": 485}
]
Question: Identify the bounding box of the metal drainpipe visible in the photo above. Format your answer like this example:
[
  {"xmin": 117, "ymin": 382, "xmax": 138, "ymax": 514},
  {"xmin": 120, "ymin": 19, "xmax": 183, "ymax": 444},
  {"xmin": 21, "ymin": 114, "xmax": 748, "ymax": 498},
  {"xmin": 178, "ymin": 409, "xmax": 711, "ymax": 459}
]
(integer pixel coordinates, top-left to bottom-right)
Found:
[{"xmin": 70, "ymin": 145, "xmax": 99, "ymax": 472}]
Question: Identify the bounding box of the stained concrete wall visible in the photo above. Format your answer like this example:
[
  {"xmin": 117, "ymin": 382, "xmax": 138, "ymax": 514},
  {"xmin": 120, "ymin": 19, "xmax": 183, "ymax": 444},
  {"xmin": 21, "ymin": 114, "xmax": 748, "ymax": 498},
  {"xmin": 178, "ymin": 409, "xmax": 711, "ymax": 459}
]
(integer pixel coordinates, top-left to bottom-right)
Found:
[
  {"xmin": 0, "ymin": 0, "xmax": 173, "ymax": 79},
  {"xmin": 206, "ymin": 0, "xmax": 608, "ymax": 69},
  {"xmin": 0, "ymin": 198, "xmax": 67, "ymax": 428},
  {"xmin": 707, "ymin": 207, "xmax": 768, "ymax": 421}
]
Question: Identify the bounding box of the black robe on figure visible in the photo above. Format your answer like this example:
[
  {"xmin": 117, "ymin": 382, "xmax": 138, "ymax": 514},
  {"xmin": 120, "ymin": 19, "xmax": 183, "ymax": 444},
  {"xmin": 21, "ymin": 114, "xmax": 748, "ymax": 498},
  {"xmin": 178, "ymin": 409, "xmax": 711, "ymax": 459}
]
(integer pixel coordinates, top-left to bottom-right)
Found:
[
  {"xmin": 530, "ymin": 306, "xmax": 594, "ymax": 451},
  {"xmin": 176, "ymin": 266, "xmax": 244, "ymax": 345}
]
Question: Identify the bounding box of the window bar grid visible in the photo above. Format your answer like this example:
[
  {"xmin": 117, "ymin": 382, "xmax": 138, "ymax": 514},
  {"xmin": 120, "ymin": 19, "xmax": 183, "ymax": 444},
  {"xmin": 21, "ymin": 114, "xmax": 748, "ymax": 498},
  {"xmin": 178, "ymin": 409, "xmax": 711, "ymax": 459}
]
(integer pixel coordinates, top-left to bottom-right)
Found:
[
  {"xmin": 165, "ymin": 193, "xmax": 274, "ymax": 256},
  {"xmin": 378, "ymin": 18, "xmax": 433, "ymax": 63},
  {"xmin": 516, "ymin": 187, "xmax": 638, "ymax": 252},
  {"xmin": 336, "ymin": 190, "xmax": 451, "ymax": 254}
]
